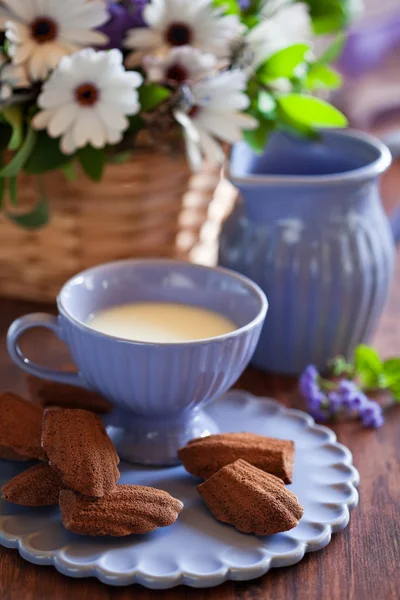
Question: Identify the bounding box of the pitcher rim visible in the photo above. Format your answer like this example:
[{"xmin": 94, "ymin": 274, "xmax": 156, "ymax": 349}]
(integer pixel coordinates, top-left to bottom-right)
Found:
[{"xmin": 229, "ymin": 129, "xmax": 392, "ymax": 186}]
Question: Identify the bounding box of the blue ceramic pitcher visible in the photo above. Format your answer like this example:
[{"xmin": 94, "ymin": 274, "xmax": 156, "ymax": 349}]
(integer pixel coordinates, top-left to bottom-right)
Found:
[{"xmin": 219, "ymin": 130, "xmax": 400, "ymax": 374}]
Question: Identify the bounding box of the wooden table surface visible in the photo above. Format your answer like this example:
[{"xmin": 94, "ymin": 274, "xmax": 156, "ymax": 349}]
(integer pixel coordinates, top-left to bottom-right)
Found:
[{"xmin": 0, "ymin": 166, "xmax": 399, "ymax": 599}]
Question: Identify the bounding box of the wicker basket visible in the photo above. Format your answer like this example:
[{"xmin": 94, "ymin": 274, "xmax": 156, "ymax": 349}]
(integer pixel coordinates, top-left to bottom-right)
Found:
[{"xmin": 0, "ymin": 149, "xmax": 220, "ymax": 302}]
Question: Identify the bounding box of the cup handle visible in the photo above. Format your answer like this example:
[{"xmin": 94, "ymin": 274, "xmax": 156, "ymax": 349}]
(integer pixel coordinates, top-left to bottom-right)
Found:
[{"xmin": 7, "ymin": 313, "xmax": 87, "ymax": 388}]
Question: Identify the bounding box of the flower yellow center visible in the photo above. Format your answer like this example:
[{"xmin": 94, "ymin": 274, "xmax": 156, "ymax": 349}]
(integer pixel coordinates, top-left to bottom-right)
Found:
[
  {"xmin": 30, "ymin": 17, "xmax": 58, "ymax": 43},
  {"xmin": 75, "ymin": 83, "xmax": 99, "ymax": 107},
  {"xmin": 165, "ymin": 22, "xmax": 192, "ymax": 46}
]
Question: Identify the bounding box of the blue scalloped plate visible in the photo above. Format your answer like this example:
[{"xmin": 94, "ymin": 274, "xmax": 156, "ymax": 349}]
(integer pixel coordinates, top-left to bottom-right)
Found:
[{"xmin": 0, "ymin": 391, "xmax": 359, "ymax": 589}]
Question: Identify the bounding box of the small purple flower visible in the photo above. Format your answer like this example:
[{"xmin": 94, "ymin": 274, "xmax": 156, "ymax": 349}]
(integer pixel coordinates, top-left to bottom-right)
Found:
[
  {"xmin": 99, "ymin": 0, "xmax": 148, "ymax": 49},
  {"xmin": 360, "ymin": 401, "xmax": 384, "ymax": 429},
  {"xmin": 299, "ymin": 365, "xmax": 318, "ymax": 395},
  {"xmin": 239, "ymin": 0, "xmax": 252, "ymax": 9},
  {"xmin": 299, "ymin": 365, "xmax": 329, "ymax": 421},
  {"xmin": 338, "ymin": 379, "xmax": 369, "ymax": 411},
  {"xmin": 327, "ymin": 391, "xmax": 344, "ymax": 413},
  {"xmin": 298, "ymin": 366, "xmax": 384, "ymax": 428}
]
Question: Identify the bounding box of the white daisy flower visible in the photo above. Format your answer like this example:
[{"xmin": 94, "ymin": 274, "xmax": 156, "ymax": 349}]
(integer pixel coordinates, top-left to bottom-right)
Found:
[
  {"xmin": 32, "ymin": 48, "xmax": 142, "ymax": 155},
  {"xmin": 2, "ymin": 0, "xmax": 109, "ymax": 81},
  {"xmin": 247, "ymin": 1, "xmax": 312, "ymax": 71},
  {"xmin": 125, "ymin": 0, "xmax": 242, "ymax": 65},
  {"xmin": 175, "ymin": 69, "xmax": 257, "ymax": 169},
  {"xmin": 144, "ymin": 46, "xmax": 216, "ymax": 84},
  {"xmin": 0, "ymin": 53, "xmax": 29, "ymax": 101}
]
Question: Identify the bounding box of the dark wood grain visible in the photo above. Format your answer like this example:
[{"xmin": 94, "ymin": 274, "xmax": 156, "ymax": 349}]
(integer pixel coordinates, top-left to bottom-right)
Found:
[{"xmin": 0, "ymin": 165, "xmax": 399, "ymax": 600}]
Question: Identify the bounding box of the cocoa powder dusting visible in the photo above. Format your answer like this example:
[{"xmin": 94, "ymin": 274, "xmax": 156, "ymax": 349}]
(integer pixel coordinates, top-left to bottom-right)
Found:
[
  {"xmin": 179, "ymin": 432, "xmax": 295, "ymax": 483},
  {"xmin": 2, "ymin": 463, "xmax": 64, "ymax": 506},
  {"xmin": 42, "ymin": 408, "xmax": 120, "ymax": 497},
  {"xmin": 60, "ymin": 485, "xmax": 184, "ymax": 536},
  {"xmin": 197, "ymin": 459, "xmax": 304, "ymax": 535}
]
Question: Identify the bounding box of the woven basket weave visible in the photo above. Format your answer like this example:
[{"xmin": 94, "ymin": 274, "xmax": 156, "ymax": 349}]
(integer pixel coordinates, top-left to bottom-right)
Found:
[{"xmin": 0, "ymin": 149, "xmax": 219, "ymax": 302}]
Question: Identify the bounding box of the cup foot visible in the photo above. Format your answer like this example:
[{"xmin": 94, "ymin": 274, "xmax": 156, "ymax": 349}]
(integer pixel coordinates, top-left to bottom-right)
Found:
[{"xmin": 105, "ymin": 408, "xmax": 219, "ymax": 467}]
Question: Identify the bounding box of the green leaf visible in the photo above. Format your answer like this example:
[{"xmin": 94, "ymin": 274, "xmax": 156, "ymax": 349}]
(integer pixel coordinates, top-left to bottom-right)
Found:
[
  {"xmin": 107, "ymin": 150, "xmax": 133, "ymax": 165},
  {"xmin": 319, "ymin": 33, "xmax": 346, "ymax": 64},
  {"xmin": 139, "ymin": 83, "xmax": 171, "ymax": 112},
  {"xmin": 0, "ymin": 124, "xmax": 12, "ymax": 151},
  {"xmin": 383, "ymin": 359, "xmax": 400, "ymax": 389},
  {"xmin": 242, "ymin": 14, "xmax": 260, "ymax": 28},
  {"xmin": 0, "ymin": 126, "xmax": 36, "ymax": 178},
  {"xmin": 60, "ymin": 161, "xmax": 77, "ymax": 182},
  {"xmin": 329, "ymin": 355, "xmax": 354, "ymax": 377},
  {"xmin": 24, "ymin": 131, "xmax": 70, "ymax": 174},
  {"xmin": 259, "ymin": 44, "xmax": 310, "ymax": 80},
  {"xmin": 3, "ymin": 106, "xmax": 23, "ymax": 151},
  {"xmin": 127, "ymin": 114, "xmax": 144, "ymax": 135},
  {"xmin": 303, "ymin": 0, "xmax": 349, "ymax": 34},
  {"xmin": 6, "ymin": 177, "xmax": 49, "ymax": 229},
  {"xmin": 213, "ymin": 0, "xmax": 240, "ymax": 14},
  {"xmin": 390, "ymin": 382, "xmax": 400, "ymax": 402},
  {"xmin": 78, "ymin": 146, "xmax": 105, "ymax": 182},
  {"xmin": 277, "ymin": 94, "xmax": 348, "ymax": 128},
  {"xmin": 355, "ymin": 345, "xmax": 383, "ymax": 372},
  {"xmin": 8, "ymin": 176, "xmax": 17, "ymax": 206},
  {"xmin": 383, "ymin": 358, "xmax": 400, "ymax": 375},
  {"xmin": 312, "ymin": 15, "xmax": 344, "ymax": 35},
  {"xmin": 306, "ymin": 64, "xmax": 342, "ymax": 91},
  {"xmin": 243, "ymin": 118, "xmax": 272, "ymax": 153},
  {"xmin": 354, "ymin": 344, "xmax": 384, "ymax": 388}
]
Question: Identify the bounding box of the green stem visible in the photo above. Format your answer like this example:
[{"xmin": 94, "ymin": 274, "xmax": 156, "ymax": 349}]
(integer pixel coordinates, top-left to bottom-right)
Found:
[{"xmin": 318, "ymin": 377, "xmax": 337, "ymax": 391}]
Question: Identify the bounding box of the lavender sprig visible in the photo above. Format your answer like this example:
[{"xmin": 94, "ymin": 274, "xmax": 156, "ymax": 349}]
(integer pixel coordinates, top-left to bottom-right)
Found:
[{"xmin": 299, "ymin": 364, "xmax": 384, "ymax": 429}]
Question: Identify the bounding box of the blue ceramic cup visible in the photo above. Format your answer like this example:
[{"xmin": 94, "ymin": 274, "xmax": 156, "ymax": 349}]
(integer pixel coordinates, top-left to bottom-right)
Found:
[{"xmin": 7, "ymin": 260, "xmax": 267, "ymax": 465}]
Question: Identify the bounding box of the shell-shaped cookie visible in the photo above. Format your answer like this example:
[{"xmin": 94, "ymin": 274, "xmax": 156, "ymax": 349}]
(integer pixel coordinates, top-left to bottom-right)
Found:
[
  {"xmin": 0, "ymin": 392, "xmax": 43, "ymax": 461},
  {"xmin": 42, "ymin": 408, "xmax": 120, "ymax": 497},
  {"xmin": 2, "ymin": 463, "xmax": 64, "ymax": 506},
  {"xmin": 179, "ymin": 432, "xmax": 294, "ymax": 483},
  {"xmin": 27, "ymin": 374, "xmax": 112, "ymax": 414},
  {"xmin": 197, "ymin": 459, "xmax": 303, "ymax": 535},
  {"xmin": 60, "ymin": 485, "xmax": 184, "ymax": 536}
]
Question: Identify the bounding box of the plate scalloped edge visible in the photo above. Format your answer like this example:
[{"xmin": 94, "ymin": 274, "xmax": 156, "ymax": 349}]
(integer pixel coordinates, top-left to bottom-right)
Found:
[{"xmin": 0, "ymin": 391, "xmax": 360, "ymax": 590}]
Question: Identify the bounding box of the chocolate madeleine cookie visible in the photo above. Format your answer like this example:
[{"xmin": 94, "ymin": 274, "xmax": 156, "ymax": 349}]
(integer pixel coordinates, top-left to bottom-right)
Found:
[
  {"xmin": 42, "ymin": 408, "xmax": 120, "ymax": 497},
  {"xmin": 0, "ymin": 392, "xmax": 43, "ymax": 461},
  {"xmin": 2, "ymin": 463, "xmax": 64, "ymax": 506},
  {"xmin": 60, "ymin": 486, "xmax": 184, "ymax": 536},
  {"xmin": 179, "ymin": 432, "xmax": 294, "ymax": 483},
  {"xmin": 27, "ymin": 375, "xmax": 112, "ymax": 414},
  {"xmin": 198, "ymin": 459, "xmax": 303, "ymax": 536}
]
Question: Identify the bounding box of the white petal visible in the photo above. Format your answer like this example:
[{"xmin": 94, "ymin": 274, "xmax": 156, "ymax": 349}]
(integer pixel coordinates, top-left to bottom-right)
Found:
[
  {"xmin": 96, "ymin": 104, "xmax": 128, "ymax": 131},
  {"xmin": 48, "ymin": 103, "xmax": 78, "ymax": 137},
  {"xmin": 125, "ymin": 28, "xmax": 163, "ymax": 50},
  {"xmin": 198, "ymin": 130, "xmax": 225, "ymax": 165},
  {"xmin": 5, "ymin": 22, "xmax": 29, "ymax": 43},
  {"xmin": 183, "ymin": 130, "xmax": 203, "ymax": 171},
  {"xmin": 105, "ymin": 125, "xmax": 123, "ymax": 146},
  {"xmin": 9, "ymin": 41, "xmax": 35, "ymax": 65},
  {"xmin": 59, "ymin": 28, "xmax": 108, "ymax": 46},
  {"xmin": 60, "ymin": 129, "xmax": 76, "ymax": 155},
  {"xmin": 32, "ymin": 109, "xmax": 55, "ymax": 130},
  {"xmin": 197, "ymin": 111, "xmax": 242, "ymax": 144},
  {"xmin": 72, "ymin": 112, "xmax": 106, "ymax": 150},
  {"xmin": 2, "ymin": 0, "xmax": 33, "ymax": 21}
]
